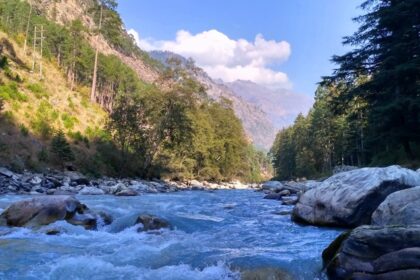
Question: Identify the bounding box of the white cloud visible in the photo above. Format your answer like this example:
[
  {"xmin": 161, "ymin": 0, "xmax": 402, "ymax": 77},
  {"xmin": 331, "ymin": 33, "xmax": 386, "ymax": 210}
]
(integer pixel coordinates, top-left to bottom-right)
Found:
[{"xmin": 128, "ymin": 28, "xmax": 292, "ymax": 89}]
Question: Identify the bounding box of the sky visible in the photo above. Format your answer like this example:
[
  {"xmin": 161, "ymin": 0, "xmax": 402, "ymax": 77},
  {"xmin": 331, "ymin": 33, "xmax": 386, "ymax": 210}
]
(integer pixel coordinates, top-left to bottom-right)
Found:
[{"xmin": 117, "ymin": 0, "xmax": 361, "ymax": 97}]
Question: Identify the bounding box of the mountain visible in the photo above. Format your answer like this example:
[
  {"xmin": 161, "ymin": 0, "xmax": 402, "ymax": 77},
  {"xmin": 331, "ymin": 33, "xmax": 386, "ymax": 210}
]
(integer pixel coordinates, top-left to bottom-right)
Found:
[
  {"xmin": 225, "ymin": 80, "xmax": 313, "ymax": 130},
  {"xmin": 149, "ymin": 51, "xmax": 277, "ymax": 150},
  {"xmin": 0, "ymin": 0, "xmax": 273, "ymax": 181}
]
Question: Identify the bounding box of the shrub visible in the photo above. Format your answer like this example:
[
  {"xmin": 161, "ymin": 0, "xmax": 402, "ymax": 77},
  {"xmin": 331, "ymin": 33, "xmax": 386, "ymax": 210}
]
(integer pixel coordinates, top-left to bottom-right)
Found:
[
  {"xmin": 19, "ymin": 124, "xmax": 29, "ymax": 137},
  {"xmin": 0, "ymin": 83, "xmax": 28, "ymax": 102},
  {"xmin": 61, "ymin": 113, "xmax": 78, "ymax": 130},
  {"xmin": 27, "ymin": 83, "xmax": 48, "ymax": 99},
  {"xmin": 37, "ymin": 147, "xmax": 49, "ymax": 162},
  {"xmin": 31, "ymin": 117, "xmax": 53, "ymax": 139},
  {"xmin": 50, "ymin": 130, "xmax": 75, "ymax": 163}
]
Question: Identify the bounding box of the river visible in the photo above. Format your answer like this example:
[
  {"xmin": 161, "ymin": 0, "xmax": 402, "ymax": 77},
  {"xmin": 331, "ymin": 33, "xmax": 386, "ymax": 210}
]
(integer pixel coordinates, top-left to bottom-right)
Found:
[{"xmin": 0, "ymin": 190, "xmax": 342, "ymax": 280}]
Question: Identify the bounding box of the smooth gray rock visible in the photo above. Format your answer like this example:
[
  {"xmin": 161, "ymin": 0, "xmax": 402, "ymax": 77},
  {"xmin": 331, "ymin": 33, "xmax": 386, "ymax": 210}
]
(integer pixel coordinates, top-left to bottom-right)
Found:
[
  {"xmin": 371, "ymin": 186, "xmax": 420, "ymax": 226},
  {"xmin": 0, "ymin": 167, "xmax": 14, "ymax": 178},
  {"xmin": 323, "ymin": 225, "xmax": 420, "ymax": 280},
  {"xmin": 115, "ymin": 189, "xmax": 138, "ymax": 196},
  {"xmin": 262, "ymin": 181, "xmax": 283, "ymax": 191},
  {"xmin": 79, "ymin": 186, "xmax": 105, "ymax": 195},
  {"xmin": 292, "ymin": 166, "xmax": 420, "ymax": 227}
]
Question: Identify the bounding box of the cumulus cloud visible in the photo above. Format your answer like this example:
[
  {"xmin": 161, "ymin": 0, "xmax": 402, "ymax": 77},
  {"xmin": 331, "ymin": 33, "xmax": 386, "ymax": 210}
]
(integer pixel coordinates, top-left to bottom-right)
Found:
[{"xmin": 128, "ymin": 28, "xmax": 292, "ymax": 89}]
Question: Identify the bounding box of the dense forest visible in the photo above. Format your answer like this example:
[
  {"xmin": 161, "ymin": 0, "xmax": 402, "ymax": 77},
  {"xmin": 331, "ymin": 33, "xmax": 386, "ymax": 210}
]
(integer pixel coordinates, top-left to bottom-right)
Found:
[
  {"xmin": 0, "ymin": 0, "xmax": 271, "ymax": 182},
  {"xmin": 270, "ymin": 0, "xmax": 419, "ymax": 180}
]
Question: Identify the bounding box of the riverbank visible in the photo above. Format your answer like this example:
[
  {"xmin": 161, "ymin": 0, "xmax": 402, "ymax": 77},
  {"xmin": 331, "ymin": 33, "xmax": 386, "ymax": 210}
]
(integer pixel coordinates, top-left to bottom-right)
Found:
[{"xmin": 0, "ymin": 167, "xmax": 260, "ymax": 196}]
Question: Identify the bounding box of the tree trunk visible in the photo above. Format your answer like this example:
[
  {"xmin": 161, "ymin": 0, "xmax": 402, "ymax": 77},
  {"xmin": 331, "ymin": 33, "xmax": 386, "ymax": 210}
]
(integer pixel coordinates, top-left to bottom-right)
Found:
[{"xmin": 90, "ymin": 5, "xmax": 103, "ymax": 103}]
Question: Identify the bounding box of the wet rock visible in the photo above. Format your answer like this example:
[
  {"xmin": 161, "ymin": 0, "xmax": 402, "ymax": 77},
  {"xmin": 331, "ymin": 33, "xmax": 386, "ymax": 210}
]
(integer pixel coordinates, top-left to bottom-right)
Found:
[
  {"xmin": 240, "ymin": 267, "xmax": 294, "ymax": 280},
  {"xmin": 0, "ymin": 196, "xmax": 95, "ymax": 230},
  {"xmin": 45, "ymin": 229, "xmax": 61, "ymax": 235},
  {"xmin": 292, "ymin": 166, "xmax": 420, "ymax": 227},
  {"xmin": 79, "ymin": 186, "xmax": 105, "ymax": 195},
  {"xmin": 264, "ymin": 193, "xmax": 283, "ymax": 200},
  {"xmin": 281, "ymin": 195, "xmax": 298, "ymax": 205},
  {"xmin": 97, "ymin": 211, "xmax": 113, "ymax": 225},
  {"xmin": 115, "ymin": 189, "xmax": 138, "ymax": 196},
  {"xmin": 323, "ymin": 225, "xmax": 420, "ymax": 280},
  {"xmin": 272, "ymin": 210, "xmax": 292, "ymax": 216},
  {"xmin": 136, "ymin": 214, "xmax": 170, "ymax": 232},
  {"xmin": 371, "ymin": 186, "xmax": 420, "ymax": 226},
  {"xmin": 108, "ymin": 182, "xmax": 127, "ymax": 194}
]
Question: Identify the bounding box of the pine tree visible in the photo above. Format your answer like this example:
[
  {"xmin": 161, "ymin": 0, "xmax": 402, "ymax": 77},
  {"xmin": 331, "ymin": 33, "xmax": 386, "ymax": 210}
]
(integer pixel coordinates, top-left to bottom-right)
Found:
[
  {"xmin": 326, "ymin": 0, "xmax": 420, "ymax": 161},
  {"xmin": 50, "ymin": 130, "xmax": 75, "ymax": 163}
]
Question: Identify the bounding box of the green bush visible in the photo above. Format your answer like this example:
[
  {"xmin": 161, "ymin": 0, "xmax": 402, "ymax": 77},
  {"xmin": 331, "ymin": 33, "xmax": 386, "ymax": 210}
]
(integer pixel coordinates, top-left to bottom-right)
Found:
[
  {"xmin": 27, "ymin": 83, "xmax": 48, "ymax": 99},
  {"xmin": 50, "ymin": 130, "xmax": 75, "ymax": 163},
  {"xmin": 19, "ymin": 124, "xmax": 29, "ymax": 137},
  {"xmin": 61, "ymin": 113, "xmax": 78, "ymax": 130},
  {"xmin": 68, "ymin": 131, "xmax": 89, "ymax": 146},
  {"xmin": 0, "ymin": 83, "xmax": 28, "ymax": 102},
  {"xmin": 37, "ymin": 147, "xmax": 49, "ymax": 162}
]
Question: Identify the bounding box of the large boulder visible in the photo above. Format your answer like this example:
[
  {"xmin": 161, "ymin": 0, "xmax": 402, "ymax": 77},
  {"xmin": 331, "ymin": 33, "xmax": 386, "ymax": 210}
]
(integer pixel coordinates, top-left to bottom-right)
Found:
[
  {"xmin": 323, "ymin": 225, "xmax": 420, "ymax": 280},
  {"xmin": 292, "ymin": 166, "xmax": 420, "ymax": 227},
  {"xmin": 371, "ymin": 186, "xmax": 420, "ymax": 226},
  {"xmin": 0, "ymin": 196, "xmax": 96, "ymax": 229}
]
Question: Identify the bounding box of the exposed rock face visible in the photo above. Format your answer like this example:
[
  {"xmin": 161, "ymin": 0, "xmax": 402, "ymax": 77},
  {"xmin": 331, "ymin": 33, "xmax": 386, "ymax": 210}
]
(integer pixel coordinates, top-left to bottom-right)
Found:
[
  {"xmin": 292, "ymin": 166, "xmax": 420, "ymax": 227},
  {"xmin": 371, "ymin": 186, "xmax": 420, "ymax": 226},
  {"xmin": 323, "ymin": 226, "xmax": 420, "ymax": 280},
  {"xmin": 0, "ymin": 196, "xmax": 96, "ymax": 229},
  {"xmin": 135, "ymin": 214, "xmax": 170, "ymax": 232}
]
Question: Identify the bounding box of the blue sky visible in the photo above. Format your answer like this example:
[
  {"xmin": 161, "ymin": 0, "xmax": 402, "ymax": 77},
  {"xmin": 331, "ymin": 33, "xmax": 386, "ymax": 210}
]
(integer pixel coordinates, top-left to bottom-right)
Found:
[{"xmin": 117, "ymin": 0, "xmax": 361, "ymax": 97}]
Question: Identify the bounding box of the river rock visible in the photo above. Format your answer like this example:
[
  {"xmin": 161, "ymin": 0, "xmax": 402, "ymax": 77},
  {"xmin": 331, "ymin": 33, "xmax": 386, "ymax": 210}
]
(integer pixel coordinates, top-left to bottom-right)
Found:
[
  {"xmin": 241, "ymin": 267, "xmax": 294, "ymax": 280},
  {"xmin": 0, "ymin": 167, "xmax": 14, "ymax": 178},
  {"xmin": 0, "ymin": 196, "xmax": 95, "ymax": 229},
  {"xmin": 292, "ymin": 166, "xmax": 420, "ymax": 227},
  {"xmin": 281, "ymin": 195, "xmax": 299, "ymax": 205},
  {"xmin": 262, "ymin": 181, "xmax": 283, "ymax": 191},
  {"xmin": 264, "ymin": 193, "xmax": 283, "ymax": 200},
  {"xmin": 115, "ymin": 189, "xmax": 138, "ymax": 196},
  {"xmin": 323, "ymin": 225, "xmax": 420, "ymax": 280},
  {"xmin": 371, "ymin": 186, "xmax": 420, "ymax": 226},
  {"xmin": 136, "ymin": 214, "xmax": 170, "ymax": 232},
  {"xmin": 79, "ymin": 186, "xmax": 105, "ymax": 195}
]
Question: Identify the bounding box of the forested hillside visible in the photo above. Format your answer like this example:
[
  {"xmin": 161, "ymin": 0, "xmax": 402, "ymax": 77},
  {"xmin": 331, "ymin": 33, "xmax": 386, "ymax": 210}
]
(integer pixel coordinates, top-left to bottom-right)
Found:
[
  {"xmin": 270, "ymin": 0, "xmax": 419, "ymax": 180},
  {"xmin": 0, "ymin": 0, "xmax": 271, "ymax": 182}
]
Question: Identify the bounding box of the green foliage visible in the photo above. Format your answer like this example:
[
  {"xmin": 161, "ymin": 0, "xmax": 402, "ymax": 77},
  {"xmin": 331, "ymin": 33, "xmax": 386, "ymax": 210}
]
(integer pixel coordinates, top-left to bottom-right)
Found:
[
  {"xmin": 68, "ymin": 131, "xmax": 89, "ymax": 146},
  {"xmin": 37, "ymin": 147, "xmax": 49, "ymax": 162},
  {"xmin": 30, "ymin": 101, "xmax": 56, "ymax": 139},
  {"xmin": 61, "ymin": 113, "xmax": 78, "ymax": 130},
  {"xmin": 271, "ymin": 0, "xmax": 420, "ymax": 179},
  {"xmin": 50, "ymin": 130, "xmax": 75, "ymax": 163},
  {"xmin": 324, "ymin": 0, "xmax": 420, "ymax": 163},
  {"xmin": 19, "ymin": 124, "xmax": 28, "ymax": 137},
  {"xmin": 27, "ymin": 83, "xmax": 48, "ymax": 99},
  {"xmin": 0, "ymin": 83, "xmax": 28, "ymax": 102}
]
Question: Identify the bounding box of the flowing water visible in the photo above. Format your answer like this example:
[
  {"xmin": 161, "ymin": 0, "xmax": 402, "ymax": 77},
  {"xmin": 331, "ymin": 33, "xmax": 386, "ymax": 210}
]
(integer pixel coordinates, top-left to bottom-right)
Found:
[{"xmin": 0, "ymin": 190, "xmax": 342, "ymax": 280}]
